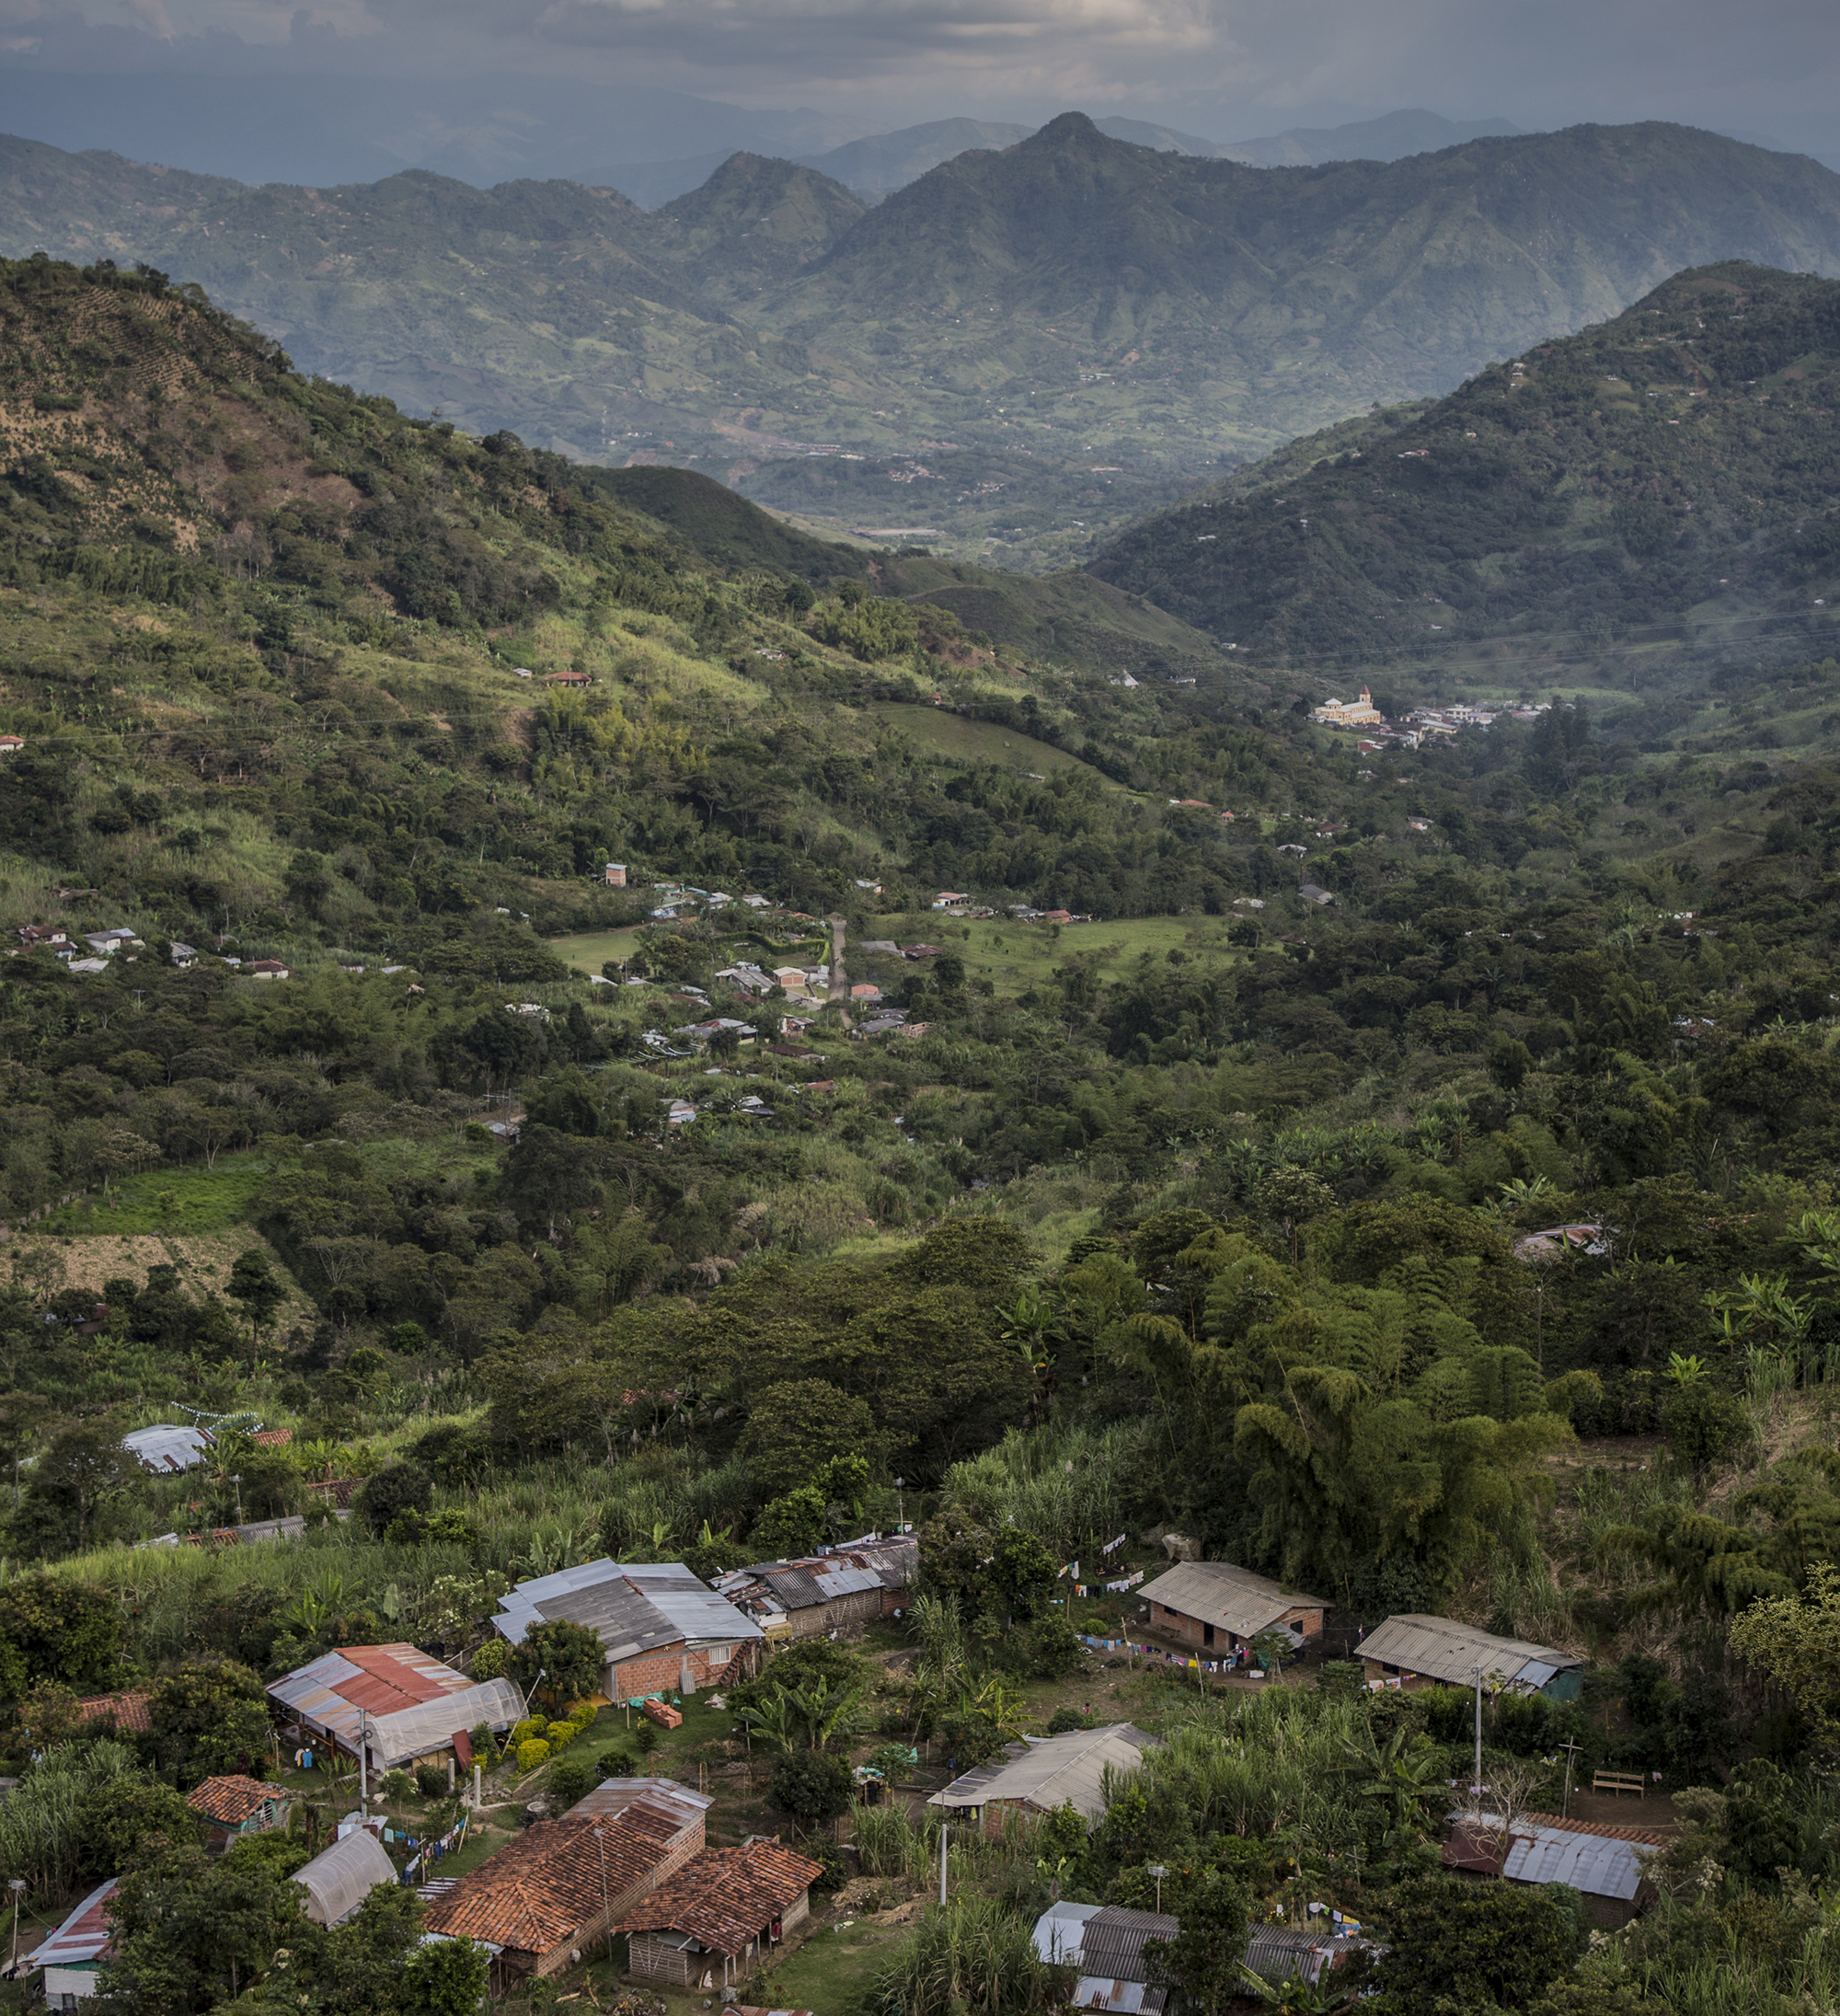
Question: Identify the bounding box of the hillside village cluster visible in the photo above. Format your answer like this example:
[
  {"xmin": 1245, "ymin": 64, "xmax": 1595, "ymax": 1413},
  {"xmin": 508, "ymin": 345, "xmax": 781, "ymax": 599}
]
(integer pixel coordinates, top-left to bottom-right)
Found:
[
  {"xmin": 1309, "ymin": 685, "xmax": 1553, "ymax": 745},
  {"xmin": 22, "ymin": 1474, "xmax": 1649, "ymax": 2010}
]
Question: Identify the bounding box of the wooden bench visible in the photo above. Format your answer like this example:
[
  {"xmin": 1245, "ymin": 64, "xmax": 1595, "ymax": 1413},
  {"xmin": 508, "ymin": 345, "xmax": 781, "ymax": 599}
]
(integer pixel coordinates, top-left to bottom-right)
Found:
[{"xmin": 1593, "ymin": 1771, "xmax": 1645, "ymax": 1798}]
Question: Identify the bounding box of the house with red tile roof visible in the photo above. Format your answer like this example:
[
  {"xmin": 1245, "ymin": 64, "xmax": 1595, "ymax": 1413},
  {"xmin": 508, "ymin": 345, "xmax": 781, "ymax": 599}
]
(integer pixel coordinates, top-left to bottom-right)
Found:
[
  {"xmin": 187, "ymin": 1775, "xmax": 293, "ymax": 1852},
  {"xmin": 619, "ymin": 1842, "xmax": 824, "ymax": 1988},
  {"xmin": 75, "ymin": 1688, "xmax": 151, "ymax": 1734},
  {"xmin": 422, "ymin": 1786, "xmax": 706, "ymax": 1990}
]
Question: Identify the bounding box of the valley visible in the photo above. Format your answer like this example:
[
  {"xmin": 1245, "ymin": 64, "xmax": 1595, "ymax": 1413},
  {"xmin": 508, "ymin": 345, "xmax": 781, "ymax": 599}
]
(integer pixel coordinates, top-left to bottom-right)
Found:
[{"xmin": 5, "ymin": 117, "xmax": 1840, "ymax": 568}]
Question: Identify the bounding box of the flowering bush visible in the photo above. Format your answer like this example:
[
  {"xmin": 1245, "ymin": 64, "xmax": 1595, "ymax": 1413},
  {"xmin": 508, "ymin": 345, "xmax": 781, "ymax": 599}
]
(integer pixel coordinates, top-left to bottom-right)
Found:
[{"xmin": 470, "ymin": 1641, "xmax": 509, "ymax": 1682}]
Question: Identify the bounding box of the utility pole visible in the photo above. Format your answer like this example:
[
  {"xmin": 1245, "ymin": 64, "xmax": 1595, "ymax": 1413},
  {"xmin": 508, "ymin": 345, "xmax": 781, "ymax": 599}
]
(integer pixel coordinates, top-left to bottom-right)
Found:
[
  {"xmin": 1472, "ymin": 1665, "xmax": 1484, "ymax": 1819},
  {"xmin": 1558, "ymin": 1737, "xmax": 1582, "ymax": 1821},
  {"xmin": 8, "ymin": 1878, "xmax": 24, "ymax": 1976},
  {"xmin": 359, "ymin": 1708, "xmax": 370, "ymax": 1818},
  {"xmin": 1147, "ymin": 1864, "xmax": 1167, "ymax": 1917},
  {"xmin": 938, "ymin": 1823, "xmax": 949, "ymax": 1907}
]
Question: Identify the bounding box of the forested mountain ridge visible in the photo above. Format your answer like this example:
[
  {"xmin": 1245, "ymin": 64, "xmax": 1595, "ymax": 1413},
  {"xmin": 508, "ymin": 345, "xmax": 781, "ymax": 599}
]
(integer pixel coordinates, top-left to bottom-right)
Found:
[
  {"xmin": 1088, "ymin": 262, "xmax": 1840, "ymax": 692},
  {"xmin": 6, "ymin": 119, "xmax": 1840, "ymax": 564}
]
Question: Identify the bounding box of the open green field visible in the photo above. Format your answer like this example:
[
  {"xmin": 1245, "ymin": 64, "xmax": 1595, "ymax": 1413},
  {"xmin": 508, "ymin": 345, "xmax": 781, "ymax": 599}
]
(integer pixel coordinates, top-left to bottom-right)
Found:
[
  {"xmin": 547, "ymin": 926, "xmax": 648, "ymax": 977},
  {"xmin": 869, "ymin": 704, "xmax": 1121, "ymax": 784},
  {"xmin": 38, "ymin": 1151, "xmax": 274, "ymax": 1235},
  {"xmin": 867, "ymin": 912, "xmax": 1242, "ymax": 993}
]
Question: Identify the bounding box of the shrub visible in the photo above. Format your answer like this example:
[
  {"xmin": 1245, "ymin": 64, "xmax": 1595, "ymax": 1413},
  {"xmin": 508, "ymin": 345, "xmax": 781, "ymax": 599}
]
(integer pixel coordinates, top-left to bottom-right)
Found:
[
  {"xmin": 511, "ymin": 1717, "xmax": 547, "ymax": 1744},
  {"xmin": 770, "ymin": 1748, "xmax": 853, "ymax": 1826},
  {"xmin": 470, "ymin": 1641, "xmax": 509, "ymax": 1682},
  {"xmin": 548, "ymin": 1757, "xmax": 593, "ymax": 1806},
  {"xmin": 1317, "ymin": 1661, "xmax": 1368, "ymax": 1701},
  {"xmin": 1032, "ymin": 1617, "xmax": 1084, "ymax": 1680},
  {"xmin": 379, "ymin": 1769, "xmax": 417, "ymax": 1803},
  {"xmin": 633, "ymin": 1720, "xmax": 660, "ymax": 1755},
  {"xmin": 355, "ymin": 1459, "xmax": 434, "ymax": 1538},
  {"xmin": 516, "ymin": 1739, "xmax": 551, "ymax": 1774},
  {"xmin": 598, "ymin": 1747, "xmax": 635, "ymax": 1779},
  {"xmin": 415, "ymin": 1762, "xmax": 449, "ymax": 1799},
  {"xmin": 1046, "ymin": 1706, "xmax": 1093, "ymax": 1735},
  {"xmin": 467, "ymin": 1722, "xmax": 495, "ymax": 1761},
  {"xmin": 546, "ymin": 1719, "xmax": 578, "ymax": 1752}
]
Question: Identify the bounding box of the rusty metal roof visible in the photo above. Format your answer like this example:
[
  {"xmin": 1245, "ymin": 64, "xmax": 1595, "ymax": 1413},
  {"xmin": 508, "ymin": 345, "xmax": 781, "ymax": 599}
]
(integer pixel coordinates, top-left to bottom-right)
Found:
[
  {"xmin": 268, "ymin": 1643, "xmax": 474, "ymax": 1750},
  {"xmin": 615, "ymin": 1844, "xmax": 824, "ymax": 1957},
  {"xmin": 569, "ymin": 1778, "xmax": 712, "ymax": 1828},
  {"xmin": 30, "ymin": 1880, "xmax": 118, "ymax": 1970},
  {"xmin": 1137, "ymin": 1561, "xmax": 1327, "ymax": 1641},
  {"xmin": 186, "ymin": 1775, "xmax": 289, "ymax": 1825},
  {"xmin": 425, "ymin": 1800, "xmax": 695, "ymax": 1956},
  {"xmin": 1443, "ymin": 1813, "xmax": 1658, "ymax": 1902}
]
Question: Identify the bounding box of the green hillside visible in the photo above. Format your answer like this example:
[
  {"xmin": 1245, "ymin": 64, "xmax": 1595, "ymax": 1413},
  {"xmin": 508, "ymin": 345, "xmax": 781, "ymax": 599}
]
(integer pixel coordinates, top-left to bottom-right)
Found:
[
  {"xmin": 6, "ymin": 119, "xmax": 1840, "ymax": 565},
  {"xmin": 1088, "ymin": 262, "xmax": 1840, "ymax": 705}
]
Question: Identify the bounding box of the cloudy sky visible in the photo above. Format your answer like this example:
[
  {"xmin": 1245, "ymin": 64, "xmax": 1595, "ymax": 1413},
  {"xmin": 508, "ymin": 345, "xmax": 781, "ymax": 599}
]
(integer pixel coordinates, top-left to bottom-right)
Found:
[{"xmin": 1, "ymin": 0, "xmax": 1835, "ymax": 175}]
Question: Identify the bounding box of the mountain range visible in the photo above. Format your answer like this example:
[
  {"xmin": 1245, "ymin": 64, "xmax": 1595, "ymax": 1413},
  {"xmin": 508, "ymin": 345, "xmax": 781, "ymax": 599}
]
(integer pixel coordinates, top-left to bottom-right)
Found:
[
  {"xmin": 1090, "ymin": 261, "xmax": 1840, "ymax": 703},
  {"xmin": 5, "ymin": 115, "xmax": 1840, "ymax": 570}
]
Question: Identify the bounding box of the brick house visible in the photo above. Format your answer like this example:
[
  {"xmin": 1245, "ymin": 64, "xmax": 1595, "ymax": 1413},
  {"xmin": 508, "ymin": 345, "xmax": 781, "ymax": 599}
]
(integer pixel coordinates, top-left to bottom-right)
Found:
[
  {"xmin": 186, "ymin": 1775, "xmax": 293, "ymax": 1853},
  {"xmin": 716, "ymin": 1538, "xmax": 917, "ymax": 1642},
  {"xmin": 1135, "ymin": 1561, "xmax": 1327, "ymax": 1660},
  {"xmin": 491, "ymin": 1561, "xmax": 764, "ymax": 1705},
  {"xmin": 423, "ymin": 1781, "xmax": 707, "ymax": 1992},
  {"xmin": 619, "ymin": 1843, "xmax": 824, "ymax": 1989}
]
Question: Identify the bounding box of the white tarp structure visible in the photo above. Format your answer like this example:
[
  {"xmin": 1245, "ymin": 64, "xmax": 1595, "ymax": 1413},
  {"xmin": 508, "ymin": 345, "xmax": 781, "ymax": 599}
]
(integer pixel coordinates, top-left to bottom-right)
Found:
[{"xmin": 295, "ymin": 1828, "xmax": 398, "ymax": 1926}]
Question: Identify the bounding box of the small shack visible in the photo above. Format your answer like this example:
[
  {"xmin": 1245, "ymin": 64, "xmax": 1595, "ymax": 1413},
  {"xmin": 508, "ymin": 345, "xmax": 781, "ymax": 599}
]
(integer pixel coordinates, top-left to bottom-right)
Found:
[
  {"xmin": 716, "ymin": 1537, "xmax": 917, "ymax": 1642},
  {"xmin": 619, "ymin": 1842, "xmax": 824, "ymax": 1989},
  {"xmin": 1360, "ymin": 1617, "xmax": 1584, "ymax": 1701},
  {"xmin": 186, "ymin": 1775, "xmax": 292, "ymax": 1853},
  {"xmin": 293, "ymin": 1827, "xmax": 399, "ymax": 1928},
  {"xmin": 1443, "ymin": 1810, "xmax": 1664, "ymax": 1924},
  {"xmin": 1031, "ymin": 1902, "xmax": 1179, "ymax": 2013},
  {"xmin": 27, "ymin": 1878, "xmax": 118, "ymax": 2008},
  {"xmin": 929, "ymin": 1724, "xmax": 1156, "ymax": 1834},
  {"xmin": 1136, "ymin": 1561, "xmax": 1327, "ymax": 1659}
]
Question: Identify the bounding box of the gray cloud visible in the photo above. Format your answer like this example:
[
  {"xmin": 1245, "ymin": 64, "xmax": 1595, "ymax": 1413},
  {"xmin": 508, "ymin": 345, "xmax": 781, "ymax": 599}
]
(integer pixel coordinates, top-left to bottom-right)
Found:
[{"xmin": 1, "ymin": 0, "xmax": 1835, "ymax": 164}]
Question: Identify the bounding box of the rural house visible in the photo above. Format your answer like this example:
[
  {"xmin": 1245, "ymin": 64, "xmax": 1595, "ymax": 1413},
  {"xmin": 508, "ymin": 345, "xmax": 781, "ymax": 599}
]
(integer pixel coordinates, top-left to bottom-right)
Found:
[
  {"xmin": 186, "ymin": 1775, "xmax": 292, "ymax": 1852},
  {"xmin": 1443, "ymin": 1810, "xmax": 1664, "ymax": 1922},
  {"xmin": 268, "ymin": 1643, "xmax": 522, "ymax": 1777},
  {"xmin": 491, "ymin": 1561, "xmax": 763, "ymax": 1704},
  {"xmin": 1359, "ymin": 1616, "xmax": 1584, "ymax": 1699},
  {"xmin": 29, "ymin": 1879, "xmax": 118, "ymax": 2010},
  {"xmin": 1136, "ymin": 1561, "xmax": 1328, "ymax": 1658},
  {"xmin": 1031, "ymin": 1902, "xmax": 1179, "ymax": 2013},
  {"xmin": 715, "ymin": 1536, "xmax": 917, "ymax": 1641},
  {"xmin": 929, "ymin": 1723, "xmax": 1157, "ymax": 1832},
  {"xmin": 422, "ymin": 1782, "xmax": 707, "ymax": 1991},
  {"xmin": 618, "ymin": 1842, "xmax": 824, "ymax": 1989}
]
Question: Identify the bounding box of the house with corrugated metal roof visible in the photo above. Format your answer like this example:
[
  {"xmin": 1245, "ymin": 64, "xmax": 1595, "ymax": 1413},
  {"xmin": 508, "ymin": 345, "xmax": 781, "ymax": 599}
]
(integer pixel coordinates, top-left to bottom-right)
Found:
[
  {"xmin": 293, "ymin": 1827, "xmax": 398, "ymax": 1928},
  {"xmin": 25, "ymin": 1878, "xmax": 118, "ymax": 2009},
  {"xmin": 715, "ymin": 1537, "xmax": 917, "ymax": 1642},
  {"xmin": 422, "ymin": 1784, "xmax": 707, "ymax": 1992},
  {"xmin": 1029, "ymin": 1902, "xmax": 1177, "ymax": 2013},
  {"xmin": 266, "ymin": 1643, "xmax": 522, "ymax": 1777},
  {"xmin": 122, "ymin": 1423, "xmax": 215, "ymax": 1472},
  {"xmin": 1135, "ymin": 1561, "xmax": 1327, "ymax": 1660},
  {"xmin": 1444, "ymin": 1809, "xmax": 1664, "ymax": 1921},
  {"xmin": 618, "ymin": 1842, "xmax": 824, "ymax": 1988},
  {"xmin": 490, "ymin": 1562, "xmax": 763, "ymax": 1705},
  {"xmin": 929, "ymin": 1724, "xmax": 1157, "ymax": 1834},
  {"xmin": 1360, "ymin": 1616, "xmax": 1584, "ymax": 1700}
]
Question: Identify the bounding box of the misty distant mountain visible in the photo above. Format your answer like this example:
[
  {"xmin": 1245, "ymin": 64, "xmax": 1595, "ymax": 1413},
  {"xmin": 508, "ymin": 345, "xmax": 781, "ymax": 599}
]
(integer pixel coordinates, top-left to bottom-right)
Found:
[
  {"xmin": 5, "ymin": 111, "xmax": 1840, "ymax": 572},
  {"xmin": 795, "ymin": 119, "xmax": 1032, "ymax": 202},
  {"xmin": 0, "ymin": 67, "xmax": 846, "ymax": 190},
  {"xmin": 1215, "ymin": 108, "xmax": 1524, "ymax": 167}
]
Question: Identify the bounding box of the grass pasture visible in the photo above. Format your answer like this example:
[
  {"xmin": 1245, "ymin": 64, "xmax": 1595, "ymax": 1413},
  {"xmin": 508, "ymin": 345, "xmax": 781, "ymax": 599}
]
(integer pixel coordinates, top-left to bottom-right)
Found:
[
  {"xmin": 868, "ymin": 703, "xmax": 1119, "ymax": 784},
  {"xmin": 862, "ymin": 911, "xmax": 1243, "ymax": 996}
]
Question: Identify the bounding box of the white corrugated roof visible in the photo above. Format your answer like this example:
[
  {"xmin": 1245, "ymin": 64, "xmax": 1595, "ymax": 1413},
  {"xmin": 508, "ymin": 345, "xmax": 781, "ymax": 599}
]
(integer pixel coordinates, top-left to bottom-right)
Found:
[
  {"xmin": 929, "ymin": 1725, "xmax": 1156, "ymax": 1820},
  {"xmin": 1032, "ymin": 1902, "xmax": 1101, "ymax": 1964},
  {"xmin": 295, "ymin": 1828, "xmax": 398, "ymax": 1926},
  {"xmin": 123, "ymin": 1423, "xmax": 213, "ymax": 1472},
  {"xmin": 1501, "ymin": 1822, "xmax": 1653, "ymax": 1902},
  {"xmin": 1137, "ymin": 1561, "xmax": 1326, "ymax": 1641}
]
